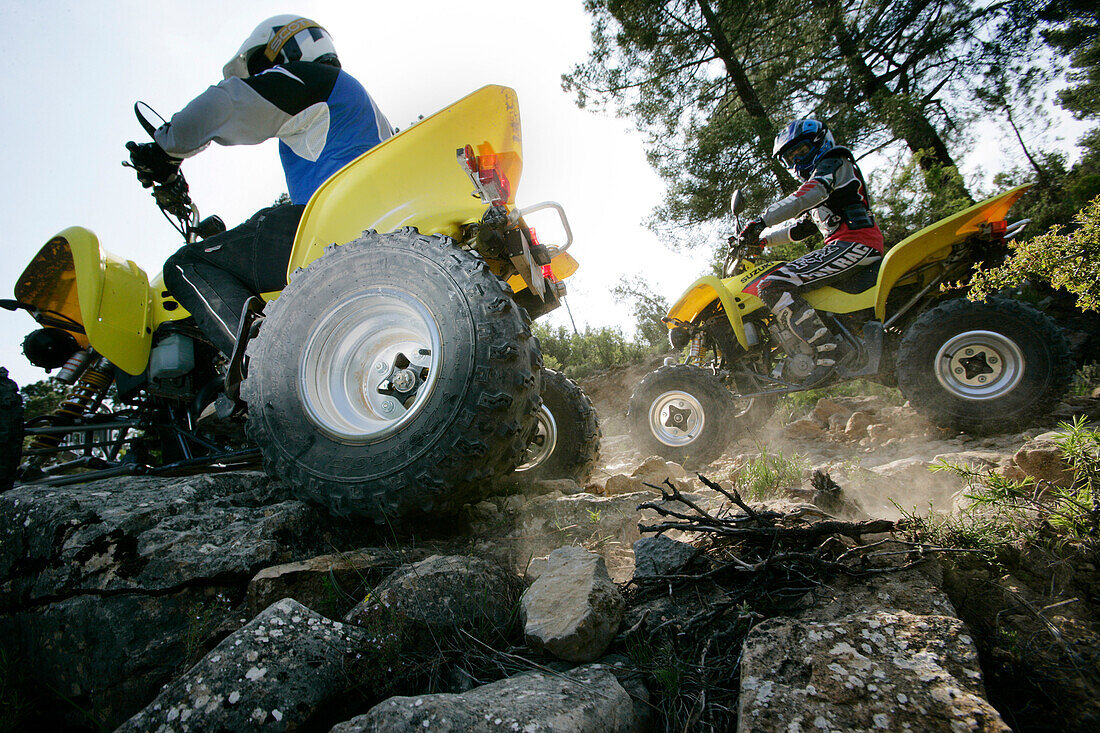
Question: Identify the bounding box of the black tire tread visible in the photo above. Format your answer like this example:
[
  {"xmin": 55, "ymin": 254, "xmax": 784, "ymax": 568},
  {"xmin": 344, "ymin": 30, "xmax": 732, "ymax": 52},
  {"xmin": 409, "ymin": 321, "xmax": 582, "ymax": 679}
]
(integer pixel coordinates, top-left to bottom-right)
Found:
[
  {"xmin": 896, "ymin": 297, "xmax": 1073, "ymax": 435},
  {"xmin": 242, "ymin": 229, "xmax": 541, "ymax": 521},
  {"xmin": 522, "ymin": 368, "xmax": 601, "ymax": 483}
]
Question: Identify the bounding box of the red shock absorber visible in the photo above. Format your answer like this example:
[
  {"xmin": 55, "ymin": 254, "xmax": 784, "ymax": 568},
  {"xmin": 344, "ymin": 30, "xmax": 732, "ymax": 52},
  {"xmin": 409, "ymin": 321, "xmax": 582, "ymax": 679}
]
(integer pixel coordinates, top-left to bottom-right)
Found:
[{"xmin": 30, "ymin": 356, "xmax": 114, "ymax": 451}]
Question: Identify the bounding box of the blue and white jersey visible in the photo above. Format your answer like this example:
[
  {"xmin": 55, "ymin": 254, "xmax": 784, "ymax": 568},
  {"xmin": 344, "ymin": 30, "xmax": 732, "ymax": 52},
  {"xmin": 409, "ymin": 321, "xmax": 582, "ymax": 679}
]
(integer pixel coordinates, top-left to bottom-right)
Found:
[{"xmin": 155, "ymin": 61, "xmax": 392, "ymax": 205}]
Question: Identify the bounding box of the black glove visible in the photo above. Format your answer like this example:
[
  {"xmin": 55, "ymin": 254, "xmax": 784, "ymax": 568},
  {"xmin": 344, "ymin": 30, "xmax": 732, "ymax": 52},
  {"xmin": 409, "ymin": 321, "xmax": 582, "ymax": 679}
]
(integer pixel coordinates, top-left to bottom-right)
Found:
[
  {"xmin": 126, "ymin": 141, "xmax": 181, "ymax": 188},
  {"xmin": 738, "ymin": 218, "xmax": 766, "ymax": 246}
]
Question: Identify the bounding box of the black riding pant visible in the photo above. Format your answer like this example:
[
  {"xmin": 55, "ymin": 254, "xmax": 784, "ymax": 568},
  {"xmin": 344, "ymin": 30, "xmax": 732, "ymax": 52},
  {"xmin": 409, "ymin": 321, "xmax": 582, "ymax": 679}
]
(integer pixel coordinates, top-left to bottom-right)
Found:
[
  {"xmin": 163, "ymin": 203, "xmax": 304, "ymax": 357},
  {"xmin": 756, "ymin": 240, "xmax": 881, "ymax": 365},
  {"xmin": 757, "ymin": 239, "xmax": 881, "ymax": 298}
]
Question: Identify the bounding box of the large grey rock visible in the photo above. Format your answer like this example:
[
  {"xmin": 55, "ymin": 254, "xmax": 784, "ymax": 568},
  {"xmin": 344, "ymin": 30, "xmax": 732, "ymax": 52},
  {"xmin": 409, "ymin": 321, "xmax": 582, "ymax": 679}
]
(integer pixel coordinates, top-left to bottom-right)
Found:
[
  {"xmin": 344, "ymin": 555, "xmax": 523, "ymax": 645},
  {"xmin": 738, "ymin": 611, "xmax": 1009, "ymax": 733},
  {"xmin": 119, "ymin": 598, "xmax": 369, "ymax": 732},
  {"xmin": 0, "ymin": 472, "xmax": 360, "ymax": 729},
  {"xmin": 522, "ymin": 546, "xmax": 625, "ymax": 663},
  {"xmin": 0, "ymin": 473, "xmax": 311, "ymax": 604},
  {"xmin": 632, "ymin": 535, "xmax": 698, "ymax": 578},
  {"xmin": 331, "ymin": 664, "xmax": 645, "ymax": 733},
  {"xmin": 805, "ymin": 562, "xmax": 958, "ymax": 621}
]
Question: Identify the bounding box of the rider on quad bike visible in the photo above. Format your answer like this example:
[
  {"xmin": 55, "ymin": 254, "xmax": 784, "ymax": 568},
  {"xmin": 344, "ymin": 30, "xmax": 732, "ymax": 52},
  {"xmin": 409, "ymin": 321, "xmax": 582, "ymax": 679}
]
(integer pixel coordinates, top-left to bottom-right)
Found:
[
  {"xmin": 127, "ymin": 15, "xmax": 393, "ymax": 360},
  {"xmin": 737, "ymin": 119, "xmax": 884, "ymax": 387}
]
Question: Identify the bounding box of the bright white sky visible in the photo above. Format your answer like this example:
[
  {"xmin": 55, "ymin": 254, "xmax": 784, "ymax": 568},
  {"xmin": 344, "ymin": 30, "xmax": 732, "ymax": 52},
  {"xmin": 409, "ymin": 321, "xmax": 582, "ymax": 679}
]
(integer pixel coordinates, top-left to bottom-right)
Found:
[{"xmin": 0, "ymin": 1, "xmax": 1087, "ymax": 387}]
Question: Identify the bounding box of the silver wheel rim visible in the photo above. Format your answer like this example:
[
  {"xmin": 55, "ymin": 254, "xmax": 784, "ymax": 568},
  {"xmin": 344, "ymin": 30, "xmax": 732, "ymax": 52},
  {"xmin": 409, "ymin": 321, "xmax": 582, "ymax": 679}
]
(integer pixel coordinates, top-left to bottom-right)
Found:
[
  {"xmin": 649, "ymin": 390, "xmax": 706, "ymax": 447},
  {"xmin": 516, "ymin": 404, "xmax": 558, "ymax": 472},
  {"xmin": 934, "ymin": 330, "xmax": 1024, "ymax": 400},
  {"xmin": 299, "ymin": 289, "xmax": 442, "ymax": 443}
]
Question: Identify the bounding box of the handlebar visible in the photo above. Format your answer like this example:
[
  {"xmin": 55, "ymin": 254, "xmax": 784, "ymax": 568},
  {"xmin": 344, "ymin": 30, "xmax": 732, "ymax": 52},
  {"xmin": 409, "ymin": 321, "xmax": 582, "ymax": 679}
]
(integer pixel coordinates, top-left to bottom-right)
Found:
[{"xmin": 127, "ymin": 101, "xmax": 206, "ymax": 242}]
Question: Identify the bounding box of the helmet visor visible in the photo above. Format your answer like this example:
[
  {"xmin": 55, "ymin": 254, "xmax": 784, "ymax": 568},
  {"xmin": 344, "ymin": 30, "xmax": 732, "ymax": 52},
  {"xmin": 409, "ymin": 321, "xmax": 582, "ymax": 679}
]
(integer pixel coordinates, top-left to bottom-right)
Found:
[{"xmin": 780, "ymin": 141, "xmax": 815, "ymax": 168}]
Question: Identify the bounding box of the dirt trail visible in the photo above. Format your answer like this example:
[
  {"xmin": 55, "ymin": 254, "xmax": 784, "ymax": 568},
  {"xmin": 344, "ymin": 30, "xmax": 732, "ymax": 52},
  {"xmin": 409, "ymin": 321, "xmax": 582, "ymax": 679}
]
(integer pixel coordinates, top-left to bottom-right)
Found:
[{"xmin": 578, "ymin": 355, "xmax": 1100, "ymax": 516}]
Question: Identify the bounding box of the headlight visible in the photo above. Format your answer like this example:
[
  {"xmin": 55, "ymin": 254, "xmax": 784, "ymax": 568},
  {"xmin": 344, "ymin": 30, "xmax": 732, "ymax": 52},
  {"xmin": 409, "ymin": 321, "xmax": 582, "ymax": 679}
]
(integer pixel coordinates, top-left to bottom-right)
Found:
[
  {"xmin": 23, "ymin": 327, "xmax": 80, "ymax": 370},
  {"xmin": 669, "ymin": 326, "xmax": 691, "ymax": 350}
]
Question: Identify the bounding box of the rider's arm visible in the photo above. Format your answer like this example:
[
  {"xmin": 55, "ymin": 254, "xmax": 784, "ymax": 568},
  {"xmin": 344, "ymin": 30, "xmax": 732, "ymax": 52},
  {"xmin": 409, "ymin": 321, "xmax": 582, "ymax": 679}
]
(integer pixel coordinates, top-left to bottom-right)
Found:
[
  {"xmin": 762, "ymin": 214, "xmax": 817, "ymax": 247},
  {"xmin": 153, "ymin": 63, "xmax": 339, "ymax": 158},
  {"xmin": 758, "ymin": 178, "xmax": 829, "ymax": 228},
  {"xmin": 758, "ymin": 155, "xmax": 849, "ymax": 227},
  {"xmin": 154, "ymin": 78, "xmax": 283, "ymax": 157}
]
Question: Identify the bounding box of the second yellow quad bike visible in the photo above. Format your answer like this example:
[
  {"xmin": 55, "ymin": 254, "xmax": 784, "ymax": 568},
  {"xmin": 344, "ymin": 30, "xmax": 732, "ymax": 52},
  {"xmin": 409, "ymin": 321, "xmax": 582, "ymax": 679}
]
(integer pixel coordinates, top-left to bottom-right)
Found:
[
  {"xmin": 1, "ymin": 85, "xmax": 602, "ymax": 517},
  {"xmin": 628, "ymin": 185, "xmax": 1074, "ymax": 465}
]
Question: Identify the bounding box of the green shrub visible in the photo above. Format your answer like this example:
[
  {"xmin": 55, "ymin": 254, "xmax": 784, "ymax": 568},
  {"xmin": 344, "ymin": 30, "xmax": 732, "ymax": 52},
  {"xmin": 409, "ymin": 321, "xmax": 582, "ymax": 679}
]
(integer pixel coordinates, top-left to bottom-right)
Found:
[
  {"xmin": 533, "ymin": 323, "xmax": 657, "ymax": 379},
  {"xmin": 970, "ymin": 195, "xmax": 1100, "ymax": 312},
  {"xmin": 735, "ymin": 447, "xmax": 808, "ymax": 501},
  {"xmin": 923, "ymin": 416, "xmax": 1100, "ymax": 552}
]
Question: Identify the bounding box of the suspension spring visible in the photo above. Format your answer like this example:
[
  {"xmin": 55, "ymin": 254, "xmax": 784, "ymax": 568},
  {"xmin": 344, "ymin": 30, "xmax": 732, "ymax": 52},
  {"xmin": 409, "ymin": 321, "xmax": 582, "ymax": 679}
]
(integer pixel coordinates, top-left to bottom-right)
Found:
[
  {"xmin": 686, "ymin": 333, "xmax": 705, "ymax": 366},
  {"xmin": 29, "ymin": 356, "xmax": 114, "ymax": 451}
]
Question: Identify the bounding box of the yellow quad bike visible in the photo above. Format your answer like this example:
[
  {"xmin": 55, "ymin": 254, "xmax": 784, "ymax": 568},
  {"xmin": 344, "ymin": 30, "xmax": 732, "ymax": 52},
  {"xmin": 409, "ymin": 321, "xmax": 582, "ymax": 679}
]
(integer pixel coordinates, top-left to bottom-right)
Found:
[
  {"xmin": 628, "ymin": 185, "xmax": 1074, "ymax": 465},
  {"xmin": 1, "ymin": 85, "xmax": 601, "ymax": 516}
]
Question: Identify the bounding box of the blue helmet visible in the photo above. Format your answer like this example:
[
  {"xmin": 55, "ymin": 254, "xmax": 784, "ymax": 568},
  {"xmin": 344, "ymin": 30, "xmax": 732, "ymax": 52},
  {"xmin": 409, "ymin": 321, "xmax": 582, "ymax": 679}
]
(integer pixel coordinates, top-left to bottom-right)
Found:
[{"xmin": 773, "ymin": 119, "xmax": 835, "ymax": 180}]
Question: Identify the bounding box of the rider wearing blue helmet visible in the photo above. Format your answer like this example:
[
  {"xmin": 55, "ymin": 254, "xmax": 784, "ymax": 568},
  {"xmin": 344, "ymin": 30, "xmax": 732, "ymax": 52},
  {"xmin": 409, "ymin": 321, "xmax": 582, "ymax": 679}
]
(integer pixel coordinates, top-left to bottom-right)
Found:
[{"xmin": 738, "ymin": 119, "xmax": 884, "ymax": 386}]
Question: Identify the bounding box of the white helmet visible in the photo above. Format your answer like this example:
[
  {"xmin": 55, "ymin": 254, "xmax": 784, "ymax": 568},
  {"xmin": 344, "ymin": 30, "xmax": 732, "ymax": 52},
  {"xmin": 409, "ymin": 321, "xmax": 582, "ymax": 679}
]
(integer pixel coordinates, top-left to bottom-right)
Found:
[{"xmin": 223, "ymin": 15, "xmax": 339, "ymax": 79}]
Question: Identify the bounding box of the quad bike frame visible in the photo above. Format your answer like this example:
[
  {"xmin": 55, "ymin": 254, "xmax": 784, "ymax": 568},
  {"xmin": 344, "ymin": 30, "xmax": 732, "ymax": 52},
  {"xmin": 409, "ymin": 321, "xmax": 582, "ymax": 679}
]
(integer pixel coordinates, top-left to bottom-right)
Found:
[
  {"xmin": 5, "ymin": 85, "xmax": 585, "ymax": 492},
  {"xmin": 14, "ymin": 86, "xmax": 577, "ymax": 378},
  {"xmin": 666, "ymin": 185, "xmax": 1031, "ymax": 355}
]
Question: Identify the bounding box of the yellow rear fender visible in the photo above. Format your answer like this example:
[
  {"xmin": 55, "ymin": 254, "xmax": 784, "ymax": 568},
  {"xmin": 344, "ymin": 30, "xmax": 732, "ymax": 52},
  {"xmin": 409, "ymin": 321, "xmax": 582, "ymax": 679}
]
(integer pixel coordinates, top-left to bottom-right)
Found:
[
  {"xmin": 873, "ymin": 184, "xmax": 1031, "ymax": 319},
  {"xmin": 15, "ymin": 227, "xmax": 153, "ymax": 375},
  {"xmin": 288, "ymin": 85, "xmax": 524, "ymax": 277}
]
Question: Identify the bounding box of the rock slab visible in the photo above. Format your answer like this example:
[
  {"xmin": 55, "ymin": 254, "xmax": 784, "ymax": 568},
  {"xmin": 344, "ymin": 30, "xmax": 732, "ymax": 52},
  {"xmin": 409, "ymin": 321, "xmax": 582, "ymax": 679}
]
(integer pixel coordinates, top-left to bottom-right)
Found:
[
  {"xmin": 738, "ymin": 610, "xmax": 1009, "ymax": 733},
  {"xmin": 119, "ymin": 598, "xmax": 370, "ymax": 732},
  {"xmin": 521, "ymin": 546, "xmax": 625, "ymax": 663},
  {"xmin": 0, "ymin": 472, "xmax": 349, "ymax": 728},
  {"xmin": 331, "ymin": 664, "xmax": 645, "ymax": 732}
]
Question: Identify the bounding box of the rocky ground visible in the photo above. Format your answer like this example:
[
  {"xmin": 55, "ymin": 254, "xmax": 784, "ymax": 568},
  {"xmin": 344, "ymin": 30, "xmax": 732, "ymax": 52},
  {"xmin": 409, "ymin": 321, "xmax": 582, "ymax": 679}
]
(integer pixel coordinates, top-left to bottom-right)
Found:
[{"xmin": 1, "ymin": 358, "xmax": 1098, "ymax": 732}]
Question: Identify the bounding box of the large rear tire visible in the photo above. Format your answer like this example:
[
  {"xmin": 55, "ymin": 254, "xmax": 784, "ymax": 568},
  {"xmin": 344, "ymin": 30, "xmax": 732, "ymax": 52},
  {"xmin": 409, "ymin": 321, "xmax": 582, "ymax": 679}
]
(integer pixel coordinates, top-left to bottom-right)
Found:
[
  {"xmin": 515, "ymin": 369, "xmax": 601, "ymax": 483},
  {"xmin": 0, "ymin": 368, "xmax": 23, "ymax": 491},
  {"xmin": 896, "ymin": 297, "xmax": 1073, "ymax": 435},
  {"xmin": 242, "ymin": 229, "xmax": 541, "ymax": 522},
  {"xmin": 627, "ymin": 364, "xmax": 734, "ymax": 467}
]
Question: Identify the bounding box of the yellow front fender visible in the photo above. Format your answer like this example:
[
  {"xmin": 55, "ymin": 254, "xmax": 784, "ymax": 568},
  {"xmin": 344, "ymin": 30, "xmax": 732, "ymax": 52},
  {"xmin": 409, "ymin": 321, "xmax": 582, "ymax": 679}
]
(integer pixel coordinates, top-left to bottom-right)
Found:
[
  {"xmin": 15, "ymin": 227, "xmax": 152, "ymax": 375},
  {"xmin": 666, "ymin": 269, "xmax": 769, "ymax": 350}
]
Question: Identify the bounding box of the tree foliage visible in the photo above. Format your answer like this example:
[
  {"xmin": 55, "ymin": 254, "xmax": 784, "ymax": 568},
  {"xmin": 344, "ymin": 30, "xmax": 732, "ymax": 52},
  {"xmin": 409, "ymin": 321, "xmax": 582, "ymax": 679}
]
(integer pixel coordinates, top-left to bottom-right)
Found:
[
  {"xmin": 19, "ymin": 378, "xmax": 67, "ymax": 421},
  {"xmin": 533, "ymin": 323, "xmax": 656, "ymax": 379},
  {"xmin": 611, "ymin": 275, "xmax": 671, "ymax": 347},
  {"xmin": 1041, "ymin": 0, "xmax": 1100, "ymax": 124},
  {"xmin": 970, "ymin": 195, "xmax": 1100, "ymax": 312},
  {"xmin": 564, "ymin": 0, "xmax": 1028, "ymax": 238}
]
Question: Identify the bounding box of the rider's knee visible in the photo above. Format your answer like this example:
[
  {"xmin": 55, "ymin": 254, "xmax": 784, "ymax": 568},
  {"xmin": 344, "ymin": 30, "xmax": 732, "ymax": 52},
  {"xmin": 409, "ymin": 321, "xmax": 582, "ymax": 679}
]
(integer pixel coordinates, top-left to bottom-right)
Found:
[{"xmin": 162, "ymin": 249, "xmax": 194, "ymax": 292}]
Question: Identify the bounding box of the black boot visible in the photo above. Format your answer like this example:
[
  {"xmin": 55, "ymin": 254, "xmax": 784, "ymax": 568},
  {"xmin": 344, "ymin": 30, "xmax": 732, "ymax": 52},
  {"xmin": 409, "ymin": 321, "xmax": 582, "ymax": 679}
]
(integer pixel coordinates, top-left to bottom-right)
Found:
[{"xmin": 768, "ymin": 292, "xmax": 840, "ymax": 387}]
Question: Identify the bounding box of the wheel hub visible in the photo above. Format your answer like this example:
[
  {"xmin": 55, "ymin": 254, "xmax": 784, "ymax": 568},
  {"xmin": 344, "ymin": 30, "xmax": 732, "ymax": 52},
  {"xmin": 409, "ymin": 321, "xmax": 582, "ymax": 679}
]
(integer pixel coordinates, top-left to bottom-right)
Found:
[
  {"xmin": 299, "ymin": 289, "xmax": 442, "ymax": 443},
  {"xmin": 649, "ymin": 391, "xmax": 705, "ymax": 447},
  {"xmin": 516, "ymin": 404, "xmax": 558, "ymax": 472},
  {"xmin": 935, "ymin": 330, "xmax": 1024, "ymax": 400}
]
